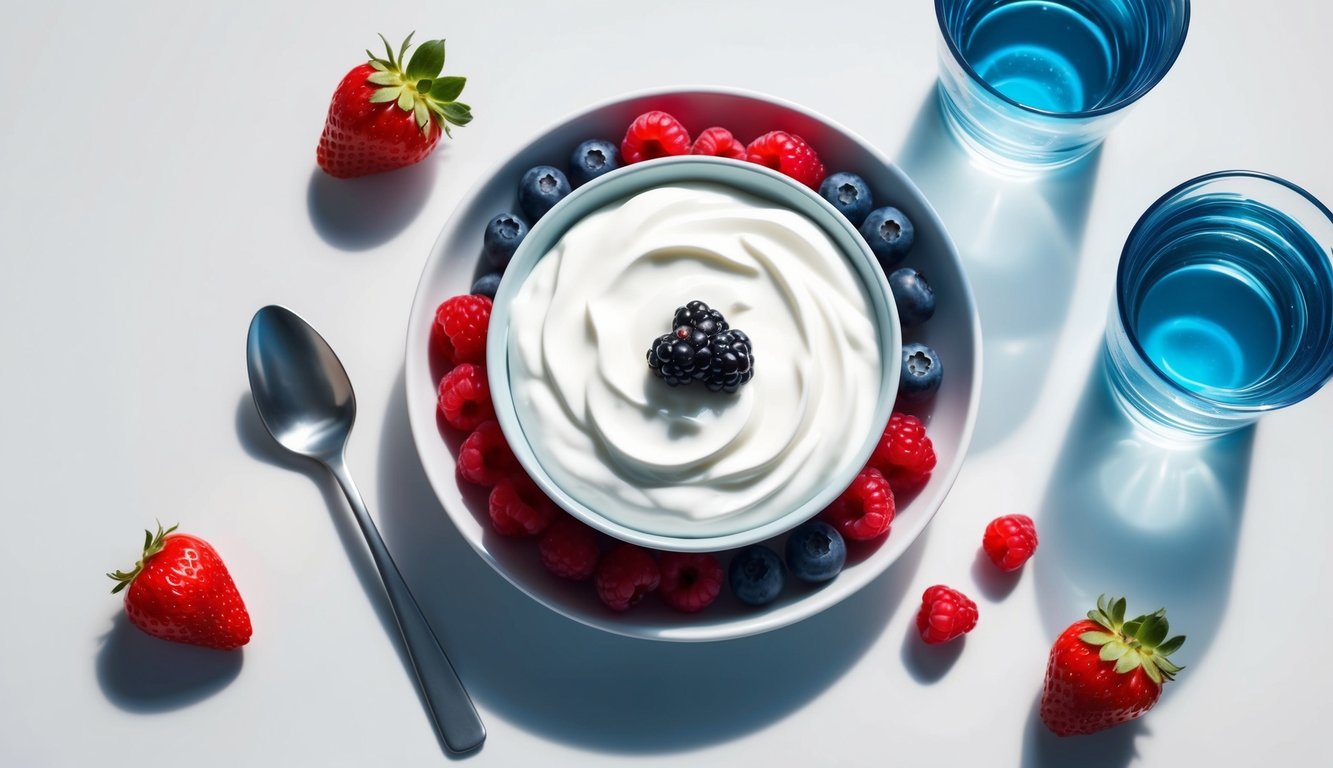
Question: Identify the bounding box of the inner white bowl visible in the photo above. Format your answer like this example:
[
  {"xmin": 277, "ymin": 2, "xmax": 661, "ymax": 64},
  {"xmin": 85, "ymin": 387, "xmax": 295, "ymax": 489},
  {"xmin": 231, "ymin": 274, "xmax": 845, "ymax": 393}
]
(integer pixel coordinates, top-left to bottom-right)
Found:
[{"xmin": 487, "ymin": 156, "xmax": 901, "ymax": 552}]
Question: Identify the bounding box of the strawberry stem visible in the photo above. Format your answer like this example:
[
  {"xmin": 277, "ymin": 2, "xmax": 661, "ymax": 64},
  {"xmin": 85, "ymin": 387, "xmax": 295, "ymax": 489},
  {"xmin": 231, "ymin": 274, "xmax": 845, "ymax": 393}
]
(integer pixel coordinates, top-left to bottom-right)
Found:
[
  {"xmin": 106, "ymin": 521, "xmax": 178, "ymax": 594},
  {"xmin": 362, "ymin": 32, "xmax": 473, "ymax": 138},
  {"xmin": 1080, "ymin": 594, "xmax": 1186, "ymax": 685}
]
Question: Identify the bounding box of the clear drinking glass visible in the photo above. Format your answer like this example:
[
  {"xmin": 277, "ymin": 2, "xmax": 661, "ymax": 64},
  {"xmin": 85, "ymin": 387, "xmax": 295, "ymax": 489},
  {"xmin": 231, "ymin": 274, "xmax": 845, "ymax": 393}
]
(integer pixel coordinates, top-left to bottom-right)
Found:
[
  {"xmin": 1104, "ymin": 171, "xmax": 1333, "ymax": 439},
  {"xmin": 934, "ymin": 0, "xmax": 1191, "ymax": 172}
]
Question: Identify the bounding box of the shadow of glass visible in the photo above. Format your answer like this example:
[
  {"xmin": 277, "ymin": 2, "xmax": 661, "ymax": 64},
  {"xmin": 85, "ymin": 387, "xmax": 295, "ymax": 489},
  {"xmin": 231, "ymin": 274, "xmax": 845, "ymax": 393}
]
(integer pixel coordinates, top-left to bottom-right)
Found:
[
  {"xmin": 232, "ymin": 395, "xmax": 409, "ymax": 672},
  {"xmin": 1021, "ymin": 691, "xmax": 1146, "ymax": 768},
  {"xmin": 95, "ymin": 613, "xmax": 243, "ymax": 713},
  {"xmin": 896, "ymin": 89, "xmax": 1102, "ymax": 453},
  {"xmin": 306, "ymin": 158, "xmax": 439, "ymax": 251},
  {"xmin": 375, "ymin": 367, "xmax": 925, "ymax": 754},
  {"xmin": 1034, "ymin": 353, "xmax": 1252, "ymax": 667}
]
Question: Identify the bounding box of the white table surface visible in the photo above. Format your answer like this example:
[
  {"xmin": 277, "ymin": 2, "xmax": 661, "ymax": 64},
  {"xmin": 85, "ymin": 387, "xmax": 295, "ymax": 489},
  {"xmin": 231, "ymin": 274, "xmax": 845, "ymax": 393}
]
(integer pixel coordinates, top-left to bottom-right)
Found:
[{"xmin": 3, "ymin": 1, "xmax": 1330, "ymax": 765}]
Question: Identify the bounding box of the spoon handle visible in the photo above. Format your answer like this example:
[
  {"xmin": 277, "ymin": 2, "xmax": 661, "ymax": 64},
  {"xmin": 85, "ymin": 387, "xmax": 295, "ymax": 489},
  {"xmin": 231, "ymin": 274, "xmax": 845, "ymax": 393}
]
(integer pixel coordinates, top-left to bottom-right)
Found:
[{"xmin": 327, "ymin": 456, "xmax": 487, "ymax": 753}]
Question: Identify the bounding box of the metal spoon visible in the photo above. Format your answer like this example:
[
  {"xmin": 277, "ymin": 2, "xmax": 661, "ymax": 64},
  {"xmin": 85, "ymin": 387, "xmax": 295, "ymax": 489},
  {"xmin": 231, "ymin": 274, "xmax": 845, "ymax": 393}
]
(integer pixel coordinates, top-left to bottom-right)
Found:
[{"xmin": 245, "ymin": 304, "xmax": 485, "ymax": 753}]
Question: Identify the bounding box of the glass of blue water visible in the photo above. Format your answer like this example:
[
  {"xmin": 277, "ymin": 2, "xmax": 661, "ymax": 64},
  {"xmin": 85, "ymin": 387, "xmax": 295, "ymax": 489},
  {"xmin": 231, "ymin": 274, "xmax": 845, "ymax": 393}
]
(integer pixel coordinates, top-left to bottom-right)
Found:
[
  {"xmin": 1105, "ymin": 171, "xmax": 1333, "ymax": 439},
  {"xmin": 934, "ymin": 0, "xmax": 1190, "ymax": 172}
]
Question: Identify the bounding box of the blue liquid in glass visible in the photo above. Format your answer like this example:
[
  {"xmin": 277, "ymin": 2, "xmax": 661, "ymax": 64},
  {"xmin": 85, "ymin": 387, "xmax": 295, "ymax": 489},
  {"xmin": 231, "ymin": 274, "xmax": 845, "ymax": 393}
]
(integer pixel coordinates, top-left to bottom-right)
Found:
[
  {"xmin": 1127, "ymin": 196, "xmax": 1332, "ymax": 399},
  {"xmin": 954, "ymin": 0, "xmax": 1171, "ymax": 113}
]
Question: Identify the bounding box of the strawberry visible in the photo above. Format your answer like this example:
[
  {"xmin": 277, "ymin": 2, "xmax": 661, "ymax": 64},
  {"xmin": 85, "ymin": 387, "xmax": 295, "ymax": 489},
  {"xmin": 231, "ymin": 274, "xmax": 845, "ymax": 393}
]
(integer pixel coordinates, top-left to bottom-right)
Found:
[
  {"xmin": 317, "ymin": 33, "xmax": 473, "ymax": 179},
  {"xmin": 107, "ymin": 523, "xmax": 252, "ymax": 650},
  {"xmin": 1041, "ymin": 595, "xmax": 1186, "ymax": 737}
]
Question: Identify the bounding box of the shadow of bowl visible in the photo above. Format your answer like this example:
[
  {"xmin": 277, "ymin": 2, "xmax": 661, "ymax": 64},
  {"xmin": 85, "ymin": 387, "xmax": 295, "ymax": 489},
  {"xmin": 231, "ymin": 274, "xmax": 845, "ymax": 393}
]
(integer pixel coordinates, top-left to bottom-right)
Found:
[{"xmin": 375, "ymin": 367, "xmax": 928, "ymax": 753}]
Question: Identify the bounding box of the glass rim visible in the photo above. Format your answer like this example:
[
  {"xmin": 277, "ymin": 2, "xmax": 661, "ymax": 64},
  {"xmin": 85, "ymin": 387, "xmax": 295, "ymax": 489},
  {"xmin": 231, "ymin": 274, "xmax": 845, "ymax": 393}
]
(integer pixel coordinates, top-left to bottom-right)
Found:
[
  {"xmin": 934, "ymin": 0, "xmax": 1192, "ymax": 120},
  {"xmin": 1115, "ymin": 169, "xmax": 1333, "ymax": 412}
]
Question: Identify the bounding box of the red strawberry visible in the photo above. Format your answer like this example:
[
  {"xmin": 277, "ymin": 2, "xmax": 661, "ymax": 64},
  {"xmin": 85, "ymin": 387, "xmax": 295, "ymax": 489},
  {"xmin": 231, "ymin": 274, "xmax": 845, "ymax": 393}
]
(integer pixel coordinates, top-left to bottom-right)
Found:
[
  {"xmin": 317, "ymin": 33, "xmax": 473, "ymax": 179},
  {"xmin": 621, "ymin": 111, "xmax": 692, "ymax": 164},
  {"xmin": 691, "ymin": 127, "xmax": 748, "ymax": 160},
  {"xmin": 745, "ymin": 130, "xmax": 826, "ymax": 189},
  {"xmin": 1041, "ymin": 596, "xmax": 1186, "ymax": 737},
  {"xmin": 107, "ymin": 523, "xmax": 252, "ymax": 650}
]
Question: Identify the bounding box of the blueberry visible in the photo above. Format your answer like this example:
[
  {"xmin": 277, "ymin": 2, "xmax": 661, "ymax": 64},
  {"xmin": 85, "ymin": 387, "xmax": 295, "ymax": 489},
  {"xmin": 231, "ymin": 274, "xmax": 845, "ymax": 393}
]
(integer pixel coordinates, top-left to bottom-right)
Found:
[
  {"xmin": 482, "ymin": 213, "xmax": 529, "ymax": 271},
  {"xmin": 888, "ymin": 268, "xmax": 936, "ymax": 327},
  {"xmin": 471, "ymin": 271, "xmax": 502, "ymax": 299},
  {"xmin": 517, "ymin": 165, "xmax": 572, "ymax": 222},
  {"xmin": 729, "ymin": 545, "xmax": 786, "ymax": 606},
  {"xmin": 899, "ymin": 342, "xmax": 943, "ymax": 402},
  {"xmin": 860, "ymin": 206, "xmax": 915, "ymax": 270},
  {"xmin": 818, "ymin": 172, "xmax": 874, "ymax": 227},
  {"xmin": 568, "ymin": 139, "xmax": 621, "ymax": 187},
  {"xmin": 784, "ymin": 521, "xmax": 846, "ymax": 583}
]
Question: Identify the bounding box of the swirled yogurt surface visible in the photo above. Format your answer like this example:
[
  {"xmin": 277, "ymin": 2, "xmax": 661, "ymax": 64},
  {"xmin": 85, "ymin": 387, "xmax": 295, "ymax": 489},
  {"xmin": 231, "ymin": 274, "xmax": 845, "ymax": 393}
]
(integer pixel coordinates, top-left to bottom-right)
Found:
[{"xmin": 507, "ymin": 181, "xmax": 882, "ymax": 538}]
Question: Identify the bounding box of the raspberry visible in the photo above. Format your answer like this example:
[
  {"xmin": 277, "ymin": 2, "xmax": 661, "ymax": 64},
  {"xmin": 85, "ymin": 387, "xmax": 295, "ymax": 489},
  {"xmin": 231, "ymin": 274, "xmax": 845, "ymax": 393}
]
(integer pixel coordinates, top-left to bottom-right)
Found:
[
  {"xmin": 821, "ymin": 467, "xmax": 896, "ymax": 541},
  {"xmin": 436, "ymin": 363, "xmax": 495, "ymax": 432},
  {"xmin": 538, "ymin": 515, "xmax": 600, "ymax": 581},
  {"xmin": 433, "ymin": 294, "xmax": 492, "ymax": 368},
  {"xmin": 745, "ymin": 130, "xmax": 826, "ymax": 189},
  {"xmin": 916, "ymin": 585, "xmax": 978, "ymax": 645},
  {"xmin": 457, "ymin": 420, "xmax": 519, "ymax": 486},
  {"xmin": 621, "ymin": 110, "xmax": 691, "ymax": 164},
  {"xmin": 657, "ymin": 552, "xmax": 723, "ymax": 613},
  {"xmin": 487, "ymin": 473, "xmax": 556, "ymax": 537},
  {"xmin": 690, "ymin": 127, "xmax": 747, "ymax": 160},
  {"xmin": 982, "ymin": 514, "xmax": 1039, "ymax": 572},
  {"xmin": 869, "ymin": 412, "xmax": 937, "ymax": 496},
  {"xmin": 594, "ymin": 544, "xmax": 660, "ymax": 611}
]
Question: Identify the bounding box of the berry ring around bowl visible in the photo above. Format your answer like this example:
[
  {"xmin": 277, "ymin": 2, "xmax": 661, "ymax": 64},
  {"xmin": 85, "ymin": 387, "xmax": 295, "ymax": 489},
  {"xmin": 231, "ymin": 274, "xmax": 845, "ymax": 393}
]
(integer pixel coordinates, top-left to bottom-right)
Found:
[{"xmin": 405, "ymin": 87, "xmax": 982, "ymax": 642}]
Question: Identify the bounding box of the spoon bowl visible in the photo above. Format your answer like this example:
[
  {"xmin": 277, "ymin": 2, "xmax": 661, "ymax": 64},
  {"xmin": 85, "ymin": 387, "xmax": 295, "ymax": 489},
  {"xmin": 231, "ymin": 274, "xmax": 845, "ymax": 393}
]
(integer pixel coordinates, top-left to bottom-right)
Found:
[{"xmin": 246, "ymin": 307, "xmax": 355, "ymax": 460}]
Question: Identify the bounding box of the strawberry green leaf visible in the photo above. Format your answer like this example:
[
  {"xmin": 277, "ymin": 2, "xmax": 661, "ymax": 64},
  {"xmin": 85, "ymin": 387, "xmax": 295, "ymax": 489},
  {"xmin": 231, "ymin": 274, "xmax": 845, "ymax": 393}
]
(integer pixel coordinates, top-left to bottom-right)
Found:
[
  {"xmin": 406, "ymin": 39, "xmax": 446, "ymax": 81},
  {"xmin": 1114, "ymin": 651, "xmax": 1141, "ymax": 674},
  {"xmin": 369, "ymin": 87, "xmax": 401, "ymax": 104},
  {"xmin": 398, "ymin": 31, "xmax": 415, "ymax": 68},
  {"xmin": 1112, "ymin": 597, "xmax": 1126, "ymax": 626},
  {"xmin": 397, "ymin": 90, "xmax": 413, "ymax": 111},
  {"xmin": 378, "ymin": 33, "xmax": 398, "ymax": 69},
  {"xmin": 1079, "ymin": 631, "xmax": 1116, "ymax": 646},
  {"xmin": 413, "ymin": 100, "xmax": 430, "ymax": 130},
  {"xmin": 1099, "ymin": 642, "xmax": 1129, "ymax": 662},
  {"xmin": 430, "ymin": 75, "xmax": 466, "ymax": 102},
  {"xmin": 439, "ymin": 102, "xmax": 472, "ymax": 125},
  {"xmin": 369, "ymin": 59, "xmax": 388, "ymax": 72},
  {"xmin": 1142, "ymin": 660, "xmax": 1164, "ymax": 684},
  {"xmin": 367, "ymin": 71, "xmax": 399, "ymax": 87},
  {"xmin": 1157, "ymin": 635, "xmax": 1186, "ymax": 655}
]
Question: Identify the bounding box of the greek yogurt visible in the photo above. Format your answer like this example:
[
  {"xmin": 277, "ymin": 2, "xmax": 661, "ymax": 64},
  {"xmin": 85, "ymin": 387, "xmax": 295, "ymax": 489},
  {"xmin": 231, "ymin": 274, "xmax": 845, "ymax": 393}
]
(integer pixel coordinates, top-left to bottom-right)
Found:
[{"xmin": 507, "ymin": 181, "xmax": 882, "ymax": 538}]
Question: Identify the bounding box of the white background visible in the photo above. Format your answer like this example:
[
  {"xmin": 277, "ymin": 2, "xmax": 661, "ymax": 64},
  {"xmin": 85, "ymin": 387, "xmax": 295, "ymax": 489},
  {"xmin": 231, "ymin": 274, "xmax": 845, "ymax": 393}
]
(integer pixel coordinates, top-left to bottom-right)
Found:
[{"xmin": 2, "ymin": 1, "xmax": 1330, "ymax": 765}]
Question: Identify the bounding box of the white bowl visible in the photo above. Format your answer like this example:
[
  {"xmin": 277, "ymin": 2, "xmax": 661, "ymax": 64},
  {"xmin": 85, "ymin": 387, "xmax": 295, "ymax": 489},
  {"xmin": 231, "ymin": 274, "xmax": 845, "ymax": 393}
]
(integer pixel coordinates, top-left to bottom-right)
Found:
[{"xmin": 405, "ymin": 86, "xmax": 982, "ymax": 641}]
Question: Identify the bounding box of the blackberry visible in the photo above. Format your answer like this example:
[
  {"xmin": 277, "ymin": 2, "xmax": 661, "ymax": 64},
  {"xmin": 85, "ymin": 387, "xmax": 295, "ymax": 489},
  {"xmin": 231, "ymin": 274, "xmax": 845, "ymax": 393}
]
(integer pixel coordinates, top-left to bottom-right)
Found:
[
  {"xmin": 704, "ymin": 330, "xmax": 754, "ymax": 393},
  {"xmin": 647, "ymin": 326, "xmax": 713, "ymax": 386},
  {"xmin": 672, "ymin": 300, "xmax": 729, "ymax": 337}
]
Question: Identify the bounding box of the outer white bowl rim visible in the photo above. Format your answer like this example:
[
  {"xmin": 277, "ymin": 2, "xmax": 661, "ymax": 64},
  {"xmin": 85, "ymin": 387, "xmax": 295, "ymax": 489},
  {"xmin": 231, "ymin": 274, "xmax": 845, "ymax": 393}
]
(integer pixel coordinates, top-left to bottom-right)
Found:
[{"xmin": 403, "ymin": 84, "xmax": 984, "ymax": 642}]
